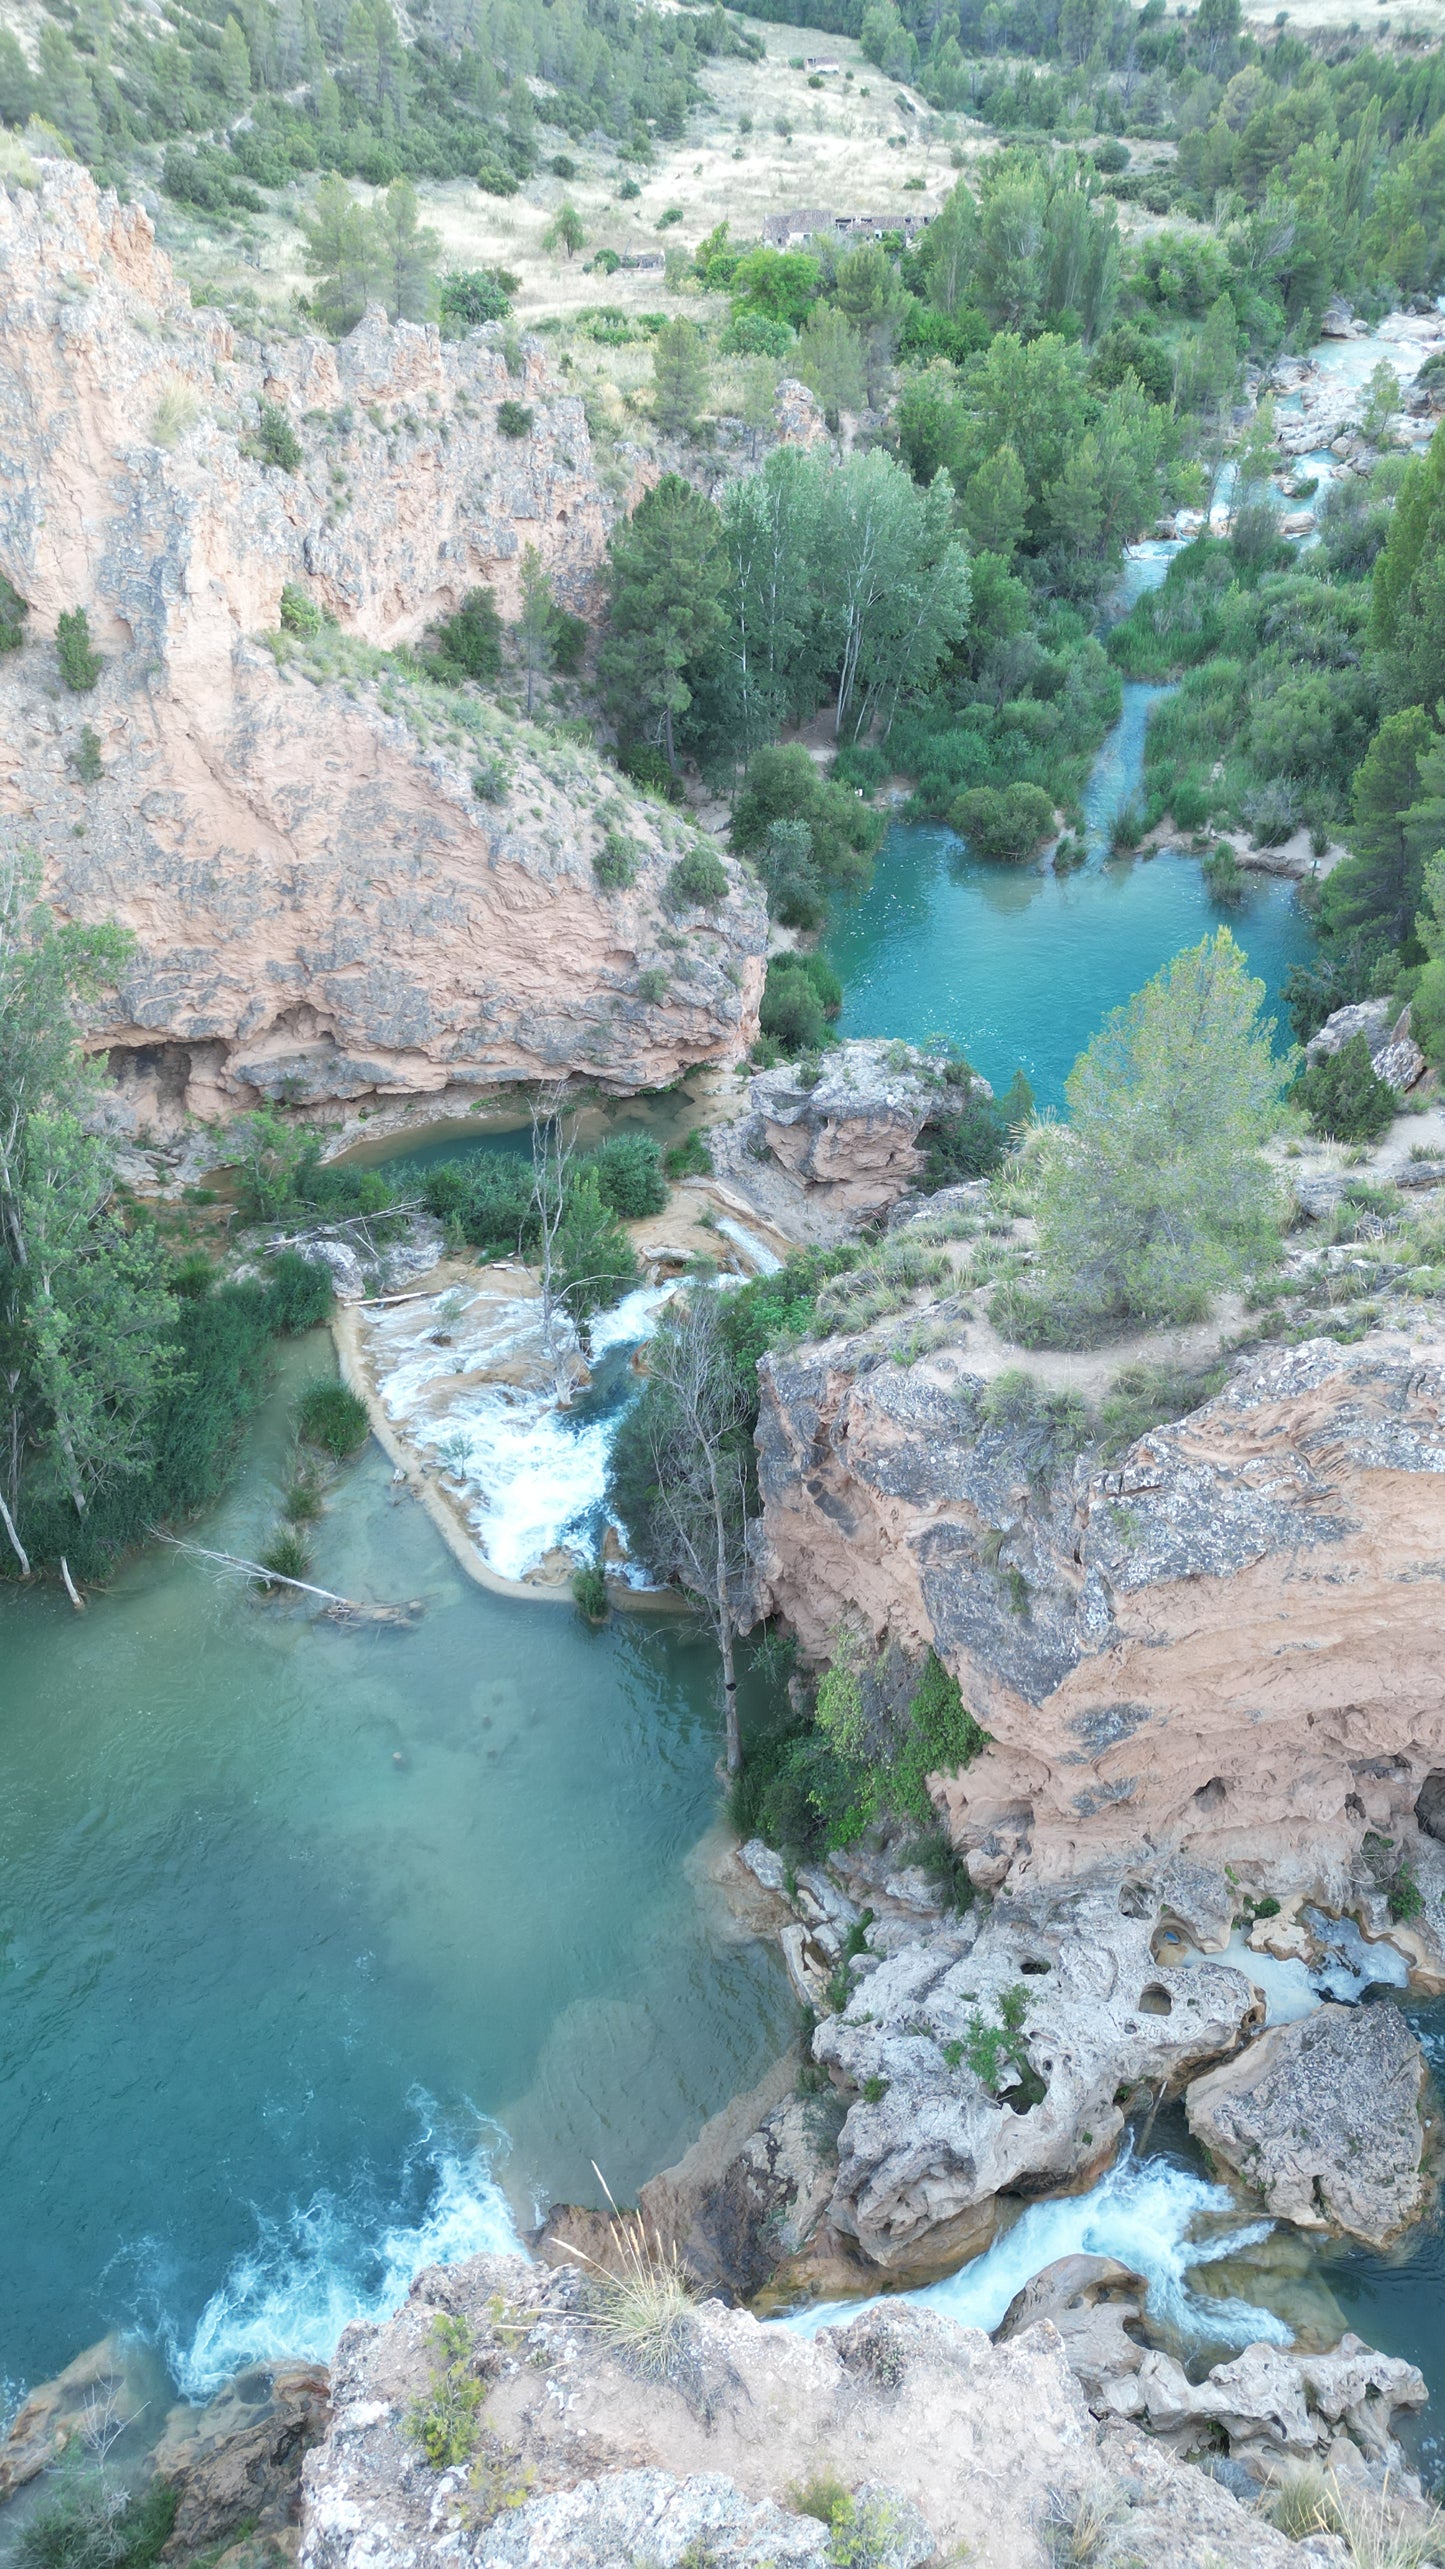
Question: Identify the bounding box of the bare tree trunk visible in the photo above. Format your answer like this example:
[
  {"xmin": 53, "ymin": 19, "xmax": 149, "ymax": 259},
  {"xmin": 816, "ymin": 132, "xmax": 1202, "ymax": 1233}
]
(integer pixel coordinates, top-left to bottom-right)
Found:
[{"xmin": 0, "ymin": 1485, "xmax": 31, "ymax": 1577}]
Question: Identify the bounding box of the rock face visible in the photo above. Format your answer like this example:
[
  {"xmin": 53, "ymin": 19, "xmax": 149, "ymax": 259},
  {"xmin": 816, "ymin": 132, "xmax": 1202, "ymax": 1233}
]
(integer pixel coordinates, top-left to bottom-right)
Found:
[
  {"xmin": 0, "ymin": 162, "xmax": 764, "ymax": 1127},
  {"xmin": 297, "ymin": 2247, "xmax": 1320, "ymax": 2569},
  {"xmin": 1305, "ymin": 1000, "xmax": 1424, "ymax": 1095},
  {"xmin": 152, "ymin": 2365, "xmax": 332, "ymax": 2554},
  {"xmin": 1185, "ymin": 2002, "xmax": 1432, "ymax": 2246},
  {"xmin": 712, "ymin": 1042, "xmax": 973, "ymax": 1242},
  {"xmin": 755, "ymin": 1332, "xmax": 1445, "ymax": 1892},
  {"xmin": 813, "ymin": 1865, "xmax": 1258, "ymax": 2266}
]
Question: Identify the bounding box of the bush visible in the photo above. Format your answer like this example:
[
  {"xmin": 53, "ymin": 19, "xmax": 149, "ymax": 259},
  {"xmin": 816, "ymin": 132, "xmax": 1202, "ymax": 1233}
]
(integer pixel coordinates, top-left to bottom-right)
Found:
[
  {"xmin": 1202, "ymin": 845, "xmax": 1245, "ymax": 905},
  {"xmin": 586, "ymin": 1132, "xmax": 668, "ymax": 1219},
  {"xmin": 664, "ymin": 1128, "xmax": 713, "ymax": 1179},
  {"xmin": 16, "ymin": 2472, "xmax": 178, "ymax": 2569},
  {"xmin": 297, "ymin": 1378, "xmax": 370, "ymax": 1459},
  {"xmin": 438, "ymin": 268, "xmax": 515, "ymax": 333},
  {"xmin": 56, "ymin": 607, "xmax": 103, "ymax": 693},
  {"xmin": 733, "ymin": 746, "xmax": 882, "ymax": 901},
  {"xmin": 258, "ymin": 1525, "xmax": 312, "ymax": 1584},
  {"xmin": 951, "ymin": 783, "xmax": 1055, "ymax": 864},
  {"xmin": 472, "ymin": 754, "xmax": 510, "ymax": 802},
  {"xmin": 0, "ymin": 570, "xmax": 27, "ymax": 652},
  {"xmin": 920, "ymin": 1083, "xmax": 1010, "ymax": 1185},
  {"xmin": 1108, "ymin": 801, "xmax": 1144, "ymax": 856},
  {"xmin": 416, "ymin": 1150, "xmax": 535, "ymax": 1256},
  {"xmin": 496, "ymin": 399, "xmax": 533, "ymax": 438},
  {"xmin": 593, "ymin": 829, "xmax": 638, "ymax": 890},
  {"xmin": 69, "ymin": 725, "xmax": 103, "ymax": 783},
  {"xmin": 572, "ymin": 1559, "xmax": 609, "ymax": 1619},
  {"xmin": 279, "ymin": 581, "xmax": 324, "ymax": 636},
  {"xmin": 760, "ymin": 953, "xmax": 840, "ymax": 1055},
  {"xmin": 619, "ymin": 742, "xmax": 685, "ymax": 801},
  {"xmin": 636, "ymin": 965, "xmax": 669, "ymax": 1004},
  {"xmin": 666, "ymin": 844, "xmax": 730, "ymax": 909},
  {"xmin": 1171, "ymin": 777, "xmax": 1208, "ymax": 831},
  {"xmin": 551, "ymin": 608, "xmax": 588, "ymax": 675},
  {"xmin": 256, "ymin": 401, "xmax": 302, "ymax": 472},
  {"xmin": 427, "ymin": 588, "xmax": 503, "ymax": 685},
  {"xmin": 1296, "ymin": 1032, "xmax": 1397, "ymax": 1144}
]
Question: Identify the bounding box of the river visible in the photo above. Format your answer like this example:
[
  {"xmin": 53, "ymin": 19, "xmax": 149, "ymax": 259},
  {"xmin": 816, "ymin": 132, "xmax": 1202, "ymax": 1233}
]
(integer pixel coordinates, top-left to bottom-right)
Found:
[{"xmin": 4, "ymin": 312, "xmax": 1441, "ymax": 2450}]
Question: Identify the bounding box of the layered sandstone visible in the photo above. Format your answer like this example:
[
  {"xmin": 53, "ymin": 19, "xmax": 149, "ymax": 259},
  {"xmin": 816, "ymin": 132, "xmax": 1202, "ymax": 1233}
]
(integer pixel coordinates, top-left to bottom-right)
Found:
[
  {"xmin": 0, "ymin": 161, "xmax": 764, "ymax": 1126},
  {"xmin": 754, "ymin": 1328, "xmax": 1445, "ymax": 1894}
]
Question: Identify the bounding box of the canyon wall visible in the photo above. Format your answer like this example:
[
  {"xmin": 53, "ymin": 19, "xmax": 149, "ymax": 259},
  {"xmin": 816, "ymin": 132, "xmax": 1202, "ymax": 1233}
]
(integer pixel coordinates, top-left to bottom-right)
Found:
[
  {"xmin": 0, "ymin": 161, "xmax": 764, "ymax": 1126},
  {"xmin": 754, "ymin": 1327, "xmax": 1445, "ymax": 1895}
]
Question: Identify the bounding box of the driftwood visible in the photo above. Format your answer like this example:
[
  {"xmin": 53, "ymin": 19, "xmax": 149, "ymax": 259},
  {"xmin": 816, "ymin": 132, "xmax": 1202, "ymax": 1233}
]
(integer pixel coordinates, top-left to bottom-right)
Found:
[{"xmin": 151, "ymin": 1532, "xmax": 424, "ymax": 1627}]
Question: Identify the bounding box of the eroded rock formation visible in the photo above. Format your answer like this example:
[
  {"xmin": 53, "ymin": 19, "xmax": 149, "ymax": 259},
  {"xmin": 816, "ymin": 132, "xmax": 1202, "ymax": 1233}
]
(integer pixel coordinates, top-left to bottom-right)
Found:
[
  {"xmin": 755, "ymin": 1330, "xmax": 1445, "ymax": 1894},
  {"xmin": 0, "ymin": 161, "xmax": 764, "ymax": 1128},
  {"xmin": 711, "ymin": 1042, "xmax": 979, "ymax": 1243},
  {"xmin": 297, "ymin": 2247, "xmax": 1328, "ymax": 2569},
  {"xmin": 1185, "ymin": 2001, "xmax": 1432, "ymax": 2247}
]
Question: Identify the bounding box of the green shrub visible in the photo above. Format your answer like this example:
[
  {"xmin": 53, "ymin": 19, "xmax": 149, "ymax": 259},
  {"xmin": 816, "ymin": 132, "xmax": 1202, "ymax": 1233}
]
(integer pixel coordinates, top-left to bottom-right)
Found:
[
  {"xmin": 733, "ymin": 745, "xmax": 882, "ymax": 900},
  {"xmin": 1296, "ymin": 1033, "xmax": 1397, "ymax": 1144},
  {"xmin": 16, "ymin": 2472, "xmax": 178, "ymax": 2569},
  {"xmin": 427, "ymin": 587, "xmax": 503, "ymax": 683},
  {"xmin": 572, "ymin": 1559, "xmax": 609, "ymax": 1619},
  {"xmin": 496, "ymin": 399, "xmax": 534, "ymax": 438},
  {"xmin": 636, "ymin": 965, "xmax": 669, "ymax": 1004},
  {"xmin": 69, "ymin": 725, "xmax": 103, "ymax": 783},
  {"xmin": 283, "ymin": 1473, "xmax": 324, "ymax": 1524},
  {"xmin": 593, "ymin": 829, "xmax": 638, "ymax": 890},
  {"xmin": 280, "ymin": 581, "xmax": 324, "ymax": 636},
  {"xmin": 1202, "ymin": 845, "xmax": 1245, "ymax": 905},
  {"xmin": 472, "ymin": 754, "xmax": 510, "ymax": 802},
  {"xmin": 438, "ymin": 268, "xmax": 515, "ymax": 332},
  {"xmin": 258, "ymin": 1525, "xmax": 312, "ymax": 1584},
  {"xmin": 664, "ymin": 1128, "xmax": 713, "ymax": 1179},
  {"xmin": 1171, "ymin": 777, "xmax": 1209, "ymax": 831},
  {"xmin": 666, "ymin": 844, "xmax": 730, "ymax": 910},
  {"xmin": 416, "ymin": 1150, "xmax": 535, "ymax": 1256},
  {"xmin": 56, "ymin": 608, "xmax": 103, "ymax": 692},
  {"xmin": 920, "ymin": 1076, "xmax": 1009, "ymax": 1185},
  {"xmin": 406, "ymin": 2366, "xmax": 482, "ymax": 2469},
  {"xmin": 1108, "ymin": 801, "xmax": 1144, "ymax": 855},
  {"xmin": 586, "ymin": 1132, "xmax": 667, "ymax": 1218},
  {"xmin": 551, "ymin": 607, "xmax": 588, "ymax": 675},
  {"xmin": 296, "ymin": 1378, "xmax": 370, "ymax": 1458},
  {"xmin": 256, "ymin": 400, "xmax": 302, "ymax": 472},
  {"xmin": 0, "ymin": 570, "xmax": 27, "ymax": 652},
  {"xmin": 951, "ymin": 782, "xmax": 1055, "ymax": 864},
  {"xmin": 619, "ymin": 741, "xmax": 685, "ymax": 800},
  {"xmin": 760, "ymin": 953, "xmax": 841, "ymax": 1056}
]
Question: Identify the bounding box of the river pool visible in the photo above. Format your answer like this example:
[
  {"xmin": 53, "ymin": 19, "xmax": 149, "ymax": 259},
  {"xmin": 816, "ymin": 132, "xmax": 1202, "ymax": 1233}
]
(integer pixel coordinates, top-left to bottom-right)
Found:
[{"xmin": 0, "ymin": 1337, "xmax": 794, "ymax": 2407}]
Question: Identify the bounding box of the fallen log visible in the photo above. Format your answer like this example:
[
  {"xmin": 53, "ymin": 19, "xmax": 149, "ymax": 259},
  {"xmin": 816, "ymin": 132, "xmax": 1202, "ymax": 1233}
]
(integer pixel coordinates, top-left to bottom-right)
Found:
[{"xmin": 150, "ymin": 1532, "xmax": 424, "ymax": 1626}]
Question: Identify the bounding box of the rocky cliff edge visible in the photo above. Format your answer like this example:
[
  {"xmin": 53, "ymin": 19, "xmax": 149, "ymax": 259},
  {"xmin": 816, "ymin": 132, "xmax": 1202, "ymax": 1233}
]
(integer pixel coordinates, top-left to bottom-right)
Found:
[{"xmin": 0, "ymin": 162, "xmax": 764, "ymax": 1127}]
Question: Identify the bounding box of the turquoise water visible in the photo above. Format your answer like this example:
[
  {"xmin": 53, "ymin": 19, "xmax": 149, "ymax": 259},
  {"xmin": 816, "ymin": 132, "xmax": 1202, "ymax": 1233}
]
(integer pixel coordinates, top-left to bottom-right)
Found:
[
  {"xmin": 829, "ymin": 687, "xmax": 1314, "ymax": 1109},
  {"xmin": 0, "ymin": 1338, "xmax": 793, "ymax": 2405}
]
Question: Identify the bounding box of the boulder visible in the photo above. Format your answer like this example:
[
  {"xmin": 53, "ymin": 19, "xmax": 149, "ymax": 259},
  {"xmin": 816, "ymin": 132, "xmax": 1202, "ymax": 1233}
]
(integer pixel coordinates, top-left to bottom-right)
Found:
[
  {"xmin": 1098, "ymin": 2334, "xmax": 1427, "ymax": 2466},
  {"xmin": 712, "ymin": 1042, "xmax": 981, "ymax": 1243},
  {"xmin": 152, "ymin": 2365, "xmax": 332, "ymax": 2554},
  {"xmin": 1185, "ymin": 2002, "xmax": 1431, "ymax": 2246},
  {"xmin": 0, "ymin": 2335, "xmax": 152, "ymax": 2499},
  {"xmin": 1304, "ymin": 1000, "xmax": 1424, "ymax": 1094},
  {"xmin": 813, "ymin": 1868, "xmax": 1260, "ymax": 2266},
  {"xmin": 995, "ymin": 2253, "xmax": 1147, "ymax": 2402}
]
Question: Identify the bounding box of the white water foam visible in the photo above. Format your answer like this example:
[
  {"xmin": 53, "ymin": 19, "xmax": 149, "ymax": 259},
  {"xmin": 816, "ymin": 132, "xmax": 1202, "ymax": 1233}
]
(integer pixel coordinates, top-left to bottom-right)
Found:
[
  {"xmin": 364, "ymin": 1282, "xmax": 673, "ymax": 1581},
  {"xmin": 169, "ymin": 2118, "xmax": 521, "ymax": 2397},
  {"xmin": 783, "ymin": 2145, "xmax": 1288, "ymax": 2352}
]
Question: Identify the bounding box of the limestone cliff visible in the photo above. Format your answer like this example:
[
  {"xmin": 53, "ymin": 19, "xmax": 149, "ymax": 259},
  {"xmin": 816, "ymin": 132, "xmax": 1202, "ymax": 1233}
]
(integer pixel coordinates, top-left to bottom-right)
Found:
[
  {"xmin": 754, "ymin": 1324, "xmax": 1445, "ymax": 1895},
  {"xmin": 0, "ymin": 161, "xmax": 764, "ymax": 1125}
]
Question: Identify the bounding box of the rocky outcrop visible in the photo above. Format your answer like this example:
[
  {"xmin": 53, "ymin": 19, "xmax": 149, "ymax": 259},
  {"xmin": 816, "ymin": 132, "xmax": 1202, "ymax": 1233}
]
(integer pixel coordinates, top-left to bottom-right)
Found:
[
  {"xmin": 812, "ymin": 1865, "xmax": 1259, "ymax": 2266},
  {"xmin": 297, "ymin": 2247, "xmax": 1325, "ymax": 2569},
  {"xmin": 1185, "ymin": 2002, "xmax": 1433, "ymax": 2247},
  {"xmin": 0, "ymin": 2334, "xmax": 154, "ymax": 2498},
  {"xmin": 152, "ymin": 2365, "xmax": 332, "ymax": 2556},
  {"xmin": 711, "ymin": 1042, "xmax": 974, "ymax": 1243},
  {"xmin": 755, "ymin": 1331, "xmax": 1445, "ymax": 1893},
  {"xmin": 996, "ymin": 2258, "xmax": 1429, "ymax": 2474},
  {"xmin": 0, "ymin": 162, "xmax": 764, "ymax": 1127},
  {"xmin": 1305, "ymin": 1000, "xmax": 1424, "ymax": 1096}
]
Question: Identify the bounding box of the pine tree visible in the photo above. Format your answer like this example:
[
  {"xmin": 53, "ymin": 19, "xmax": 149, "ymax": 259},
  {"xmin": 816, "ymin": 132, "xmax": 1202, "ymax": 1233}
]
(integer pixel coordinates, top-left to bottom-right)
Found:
[
  {"xmin": 542, "ymin": 201, "xmax": 585, "ymax": 261},
  {"xmin": 598, "ymin": 475, "xmax": 728, "ymax": 770},
  {"xmin": 651, "ymin": 318, "xmax": 709, "ymax": 438},
  {"xmin": 1322, "ymin": 706, "xmax": 1436, "ymax": 952},
  {"xmin": 377, "ymin": 177, "xmax": 439, "ymax": 323},
  {"xmin": 514, "ymin": 545, "xmax": 555, "ymax": 717},
  {"xmin": 299, "ymin": 175, "xmax": 382, "ymax": 335},
  {"xmin": 218, "ymin": 14, "xmax": 251, "ymax": 107},
  {"xmin": 1370, "ymin": 423, "xmax": 1445, "ymax": 712}
]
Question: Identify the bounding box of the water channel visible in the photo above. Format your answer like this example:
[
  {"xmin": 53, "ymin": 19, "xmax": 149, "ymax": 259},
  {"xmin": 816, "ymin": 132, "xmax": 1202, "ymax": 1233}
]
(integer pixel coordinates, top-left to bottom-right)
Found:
[{"xmin": 5, "ymin": 311, "xmax": 1444, "ymax": 2455}]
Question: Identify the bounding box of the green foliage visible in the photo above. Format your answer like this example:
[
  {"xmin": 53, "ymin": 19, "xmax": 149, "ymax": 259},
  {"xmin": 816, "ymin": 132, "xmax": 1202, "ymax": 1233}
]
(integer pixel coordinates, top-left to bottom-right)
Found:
[
  {"xmin": 572, "ymin": 1558, "xmax": 609, "ymax": 1619},
  {"xmin": 417, "ymin": 1150, "xmax": 535, "ymax": 1256},
  {"xmin": 15, "ymin": 2471, "xmax": 179, "ymax": 2569},
  {"xmin": 593, "ymin": 830, "xmax": 638, "ymax": 891},
  {"xmin": 406, "ymin": 2362, "xmax": 482, "ymax": 2470},
  {"xmin": 951, "ymin": 782, "xmax": 1055, "ymax": 863},
  {"xmin": 69, "ymin": 726, "xmax": 104, "ymax": 784},
  {"xmin": 256, "ymin": 401, "xmax": 302, "ymax": 473},
  {"xmin": 751, "ymin": 1640, "xmax": 989, "ymax": 1856},
  {"xmin": 496, "ymin": 399, "xmax": 533, "ymax": 438},
  {"xmin": 949, "ymin": 1983, "xmax": 1039, "ymax": 2101},
  {"xmin": 759, "ymin": 953, "xmax": 842, "ymax": 1056},
  {"xmin": 425, "ymin": 587, "xmax": 503, "ymax": 684},
  {"xmin": 438, "ymin": 268, "xmax": 515, "ymax": 333},
  {"xmin": 1095, "ymin": 1360, "xmax": 1228, "ymax": 1457},
  {"xmin": 732, "ymin": 744, "xmax": 883, "ymax": 913},
  {"xmin": 600, "ymin": 475, "xmax": 729, "ymax": 770},
  {"xmin": 556, "ymin": 1168, "xmax": 639, "ymax": 1326},
  {"xmin": 666, "ymin": 844, "xmax": 730, "ymax": 910},
  {"xmin": 472, "ymin": 754, "xmax": 510, "ymax": 802},
  {"xmin": 1371, "ymin": 422, "xmax": 1445, "ymax": 715},
  {"xmin": 652, "ymin": 317, "xmax": 710, "ymax": 437},
  {"xmin": 1202, "ymin": 845, "xmax": 1245, "ymax": 905},
  {"xmin": 296, "ymin": 1379, "xmax": 370, "ymax": 1459},
  {"xmin": 56, "ymin": 608, "xmax": 102, "ymax": 692},
  {"xmin": 0, "ymin": 570, "xmax": 27, "ymax": 653},
  {"xmin": 1296, "ymin": 1032, "xmax": 1398, "ymax": 1145},
  {"xmin": 1024, "ymin": 932, "xmax": 1290, "ymax": 1337},
  {"xmin": 585, "ymin": 1133, "xmax": 667, "ymax": 1219},
  {"xmin": 280, "ymin": 583, "xmax": 325, "ymax": 638},
  {"xmin": 920, "ymin": 1073, "xmax": 1010, "ymax": 1185},
  {"xmin": 258, "ymin": 1524, "xmax": 312, "ymax": 1584},
  {"xmin": 664, "ymin": 1128, "xmax": 712, "ymax": 1180}
]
